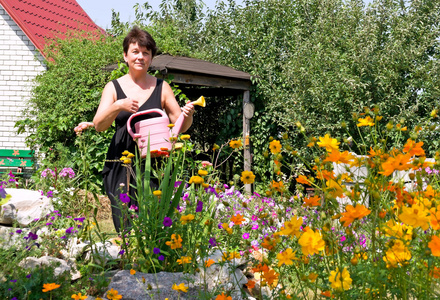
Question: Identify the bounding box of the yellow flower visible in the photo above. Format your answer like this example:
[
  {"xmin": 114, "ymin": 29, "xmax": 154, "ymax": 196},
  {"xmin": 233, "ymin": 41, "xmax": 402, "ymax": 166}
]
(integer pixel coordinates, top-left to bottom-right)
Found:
[
  {"xmin": 325, "ymin": 179, "xmax": 344, "ymax": 198},
  {"xmin": 317, "ymin": 134, "xmax": 340, "ymax": 152},
  {"xmin": 212, "ymin": 143, "xmax": 220, "ymax": 151},
  {"xmin": 329, "ymin": 267, "xmax": 352, "ymax": 291},
  {"xmin": 205, "ymin": 259, "xmax": 215, "ymax": 267},
  {"xmin": 177, "ymin": 256, "xmax": 192, "ymax": 265},
  {"xmin": 127, "ymin": 152, "xmax": 135, "ymax": 158},
  {"xmin": 269, "ymin": 140, "xmax": 282, "ymax": 154},
  {"xmin": 180, "ymin": 134, "xmax": 191, "ymax": 140},
  {"xmin": 172, "ymin": 283, "xmax": 188, "ymax": 293},
  {"xmin": 398, "ymin": 203, "xmax": 430, "ymax": 230},
  {"xmin": 298, "ymin": 228, "xmax": 325, "ymax": 256},
  {"xmin": 106, "ymin": 288, "xmax": 123, "ymax": 300},
  {"xmin": 357, "ymin": 116, "xmax": 375, "ymax": 127},
  {"xmin": 240, "ymin": 170, "xmax": 255, "ymax": 184},
  {"xmin": 153, "ymin": 190, "xmax": 162, "ymax": 197},
  {"xmin": 189, "ymin": 175, "xmax": 204, "ymax": 185},
  {"xmin": 174, "ymin": 142, "xmax": 183, "ymax": 149},
  {"xmin": 42, "ymin": 283, "xmax": 61, "ymax": 292},
  {"xmin": 383, "ymin": 240, "xmax": 412, "ymax": 268},
  {"xmin": 166, "ymin": 234, "xmax": 183, "ymax": 249},
  {"xmin": 169, "ymin": 136, "xmax": 178, "ymax": 142},
  {"xmin": 119, "ymin": 156, "xmax": 132, "ymax": 164},
  {"xmin": 71, "ymin": 293, "xmax": 87, "ymax": 300},
  {"xmin": 122, "ymin": 150, "xmax": 130, "ymax": 156},
  {"xmin": 130, "ymin": 269, "xmax": 136, "ymax": 275},
  {"xmin": 277, "ymin": 216, "xmax": 303, "ymax": 238},
  {"xmin": 180, "ymin": 214, "xmax": 195, "ymax": 225},
  {"xmin": 229, "ymin": 139, "xmax": 243, "ymax": 149},
  {"xmin": 277, "ymin": 248, "xmax": 298, "ymax": 267},
  {"xmin": 168, "ymin": 124, "xmax": 175, "ymax": 128},
  {"xmin": 198, "ymin": 169, "xmax": 208, "ymax": 176},
  {"xmin": 222, "ymin": 223, "xmax": 233, "ymax": 234}
]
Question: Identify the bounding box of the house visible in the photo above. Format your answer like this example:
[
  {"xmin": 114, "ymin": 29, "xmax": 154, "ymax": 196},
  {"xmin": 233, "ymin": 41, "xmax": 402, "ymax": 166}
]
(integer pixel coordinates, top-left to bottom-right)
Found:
[{"xmin": 0, "ymin": 0, "xmax": 103, "ymax": 150}]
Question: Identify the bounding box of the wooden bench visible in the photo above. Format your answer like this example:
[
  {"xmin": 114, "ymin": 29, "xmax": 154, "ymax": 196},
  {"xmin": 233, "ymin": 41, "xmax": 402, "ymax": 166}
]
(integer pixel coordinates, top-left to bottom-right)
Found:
[{"xmin": 0, "ymin": 149, "xmax": 35, "ymax": 178}]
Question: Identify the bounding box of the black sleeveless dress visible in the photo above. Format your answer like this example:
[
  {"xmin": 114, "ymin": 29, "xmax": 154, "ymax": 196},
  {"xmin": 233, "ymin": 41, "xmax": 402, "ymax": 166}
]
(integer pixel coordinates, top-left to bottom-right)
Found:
[{"xmin": 103, "ymin": 78, "xmax": 163, "ymax": 232}]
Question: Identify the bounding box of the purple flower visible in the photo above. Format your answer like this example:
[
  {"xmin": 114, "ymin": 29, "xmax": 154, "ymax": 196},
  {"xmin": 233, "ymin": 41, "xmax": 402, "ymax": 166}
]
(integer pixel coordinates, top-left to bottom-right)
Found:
[
  {"xmin": 0, "ymin": 187, "xmax": 6, "ymax": 199},
  {"xmin": 46, "ymin": 191, "xmax": 53, "ymax": 198},
  {"xmin": 118, "ymin": 250, "xmax": 125, "ymax": 256},
  {"xmin": 153, "ymin": 247, "xmax": 160, "ymax": 255},
  {"xmin": 242, "ymin": 233, "xmax": 250, "ymax": 239},
  {"xmin": 174, "ymin": 181, "xmax": 182, "ymax": 188},
  {"xmin": 66, "ymin": 227, "xmax": 74, "ymax": 234},
  {"xmin": 46, "ymin": 222, "xmax": 53, "ymax": 226},
  {"xmin": 129, "ymin": 205, "xmax": 138, "ymax": 211},
  {"xmin": 74, "ymin": 217, "xmax": 85, "ymax": 222},
  {"xmin": 10, "ymin": 279, "xmax": 17, "ymax": 283},
  {"xmin": 196, "ymin": 200, "xmax": 203, "ymax": 213},
  {"xmin": 119, "ymin": 193, "xmax": 130, "ymax": 203},
  {"xmin": 25, "ymin": 232, "xmax": 38, "ymax": 240},
  {"xmin": 15, "ymin": 229, "xmax": 22, "ymax": 234},
  {"xmin": 158, "ymin": 255, "xmax": 164, "ymax": 261},
  {"xmin": 163, "ymin": 217, "xmax": 173, "ymax": 227},
  {"xmin": 209, "ymin": 237, "xmax": 217, "ymax": 247},
  {"xmin": 26, "ymin": 274, "xmax": 32, "ymax": 278}
]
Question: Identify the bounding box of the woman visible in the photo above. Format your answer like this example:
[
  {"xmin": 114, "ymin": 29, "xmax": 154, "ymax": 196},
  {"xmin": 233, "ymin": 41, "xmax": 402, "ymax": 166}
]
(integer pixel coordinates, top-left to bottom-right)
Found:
[{"xmin": 92, "ymin": 26, "xmax": 194, "ymax": 232}]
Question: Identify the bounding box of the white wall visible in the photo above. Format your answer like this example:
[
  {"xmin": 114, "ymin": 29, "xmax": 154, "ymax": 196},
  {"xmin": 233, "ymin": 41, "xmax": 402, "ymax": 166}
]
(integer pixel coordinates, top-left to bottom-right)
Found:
[{"xmin": 0, "ymin": 5, "xmax": 46, "ymax": 150}]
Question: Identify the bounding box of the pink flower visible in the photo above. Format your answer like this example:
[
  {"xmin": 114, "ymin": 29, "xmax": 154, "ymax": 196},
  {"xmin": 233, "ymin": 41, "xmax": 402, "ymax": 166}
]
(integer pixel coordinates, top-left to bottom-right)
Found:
[{"xmin": 201, "ymin": 161, "xmax": 213, "ymax": 167}]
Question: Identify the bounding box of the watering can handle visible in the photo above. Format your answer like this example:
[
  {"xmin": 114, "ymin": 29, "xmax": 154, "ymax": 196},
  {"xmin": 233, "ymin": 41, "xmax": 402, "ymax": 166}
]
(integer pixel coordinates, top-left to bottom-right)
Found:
[{"xmin": 127, "ymin": 109, "xmax": 168, "ymax": 139}]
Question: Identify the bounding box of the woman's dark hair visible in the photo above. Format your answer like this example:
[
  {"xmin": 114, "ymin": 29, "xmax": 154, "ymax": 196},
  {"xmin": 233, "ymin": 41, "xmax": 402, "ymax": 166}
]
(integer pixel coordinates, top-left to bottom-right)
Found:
[{"xmin": 123, "ymin": 26, "xmax": 157, "ymax": 57}]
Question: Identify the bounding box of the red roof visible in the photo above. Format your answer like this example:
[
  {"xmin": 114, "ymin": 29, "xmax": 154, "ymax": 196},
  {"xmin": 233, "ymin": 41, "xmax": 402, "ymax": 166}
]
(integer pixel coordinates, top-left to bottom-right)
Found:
[{"xmin": 0, "ymin": 0, "xmax": 105, "ymax": 57}]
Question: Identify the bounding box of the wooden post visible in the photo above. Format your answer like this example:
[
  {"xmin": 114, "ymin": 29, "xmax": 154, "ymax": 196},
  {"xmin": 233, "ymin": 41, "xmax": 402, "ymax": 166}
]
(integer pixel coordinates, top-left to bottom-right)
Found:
[{"xmin": 243, "ymin": 90, "xmax": 252, "ymax": 194}]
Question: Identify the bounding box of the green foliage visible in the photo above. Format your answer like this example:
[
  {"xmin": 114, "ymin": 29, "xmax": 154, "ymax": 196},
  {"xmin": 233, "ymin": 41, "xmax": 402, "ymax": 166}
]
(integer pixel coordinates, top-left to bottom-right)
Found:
[{"xmin": 16, "ymin": 31, "xmax": 122, "ymax": 191}]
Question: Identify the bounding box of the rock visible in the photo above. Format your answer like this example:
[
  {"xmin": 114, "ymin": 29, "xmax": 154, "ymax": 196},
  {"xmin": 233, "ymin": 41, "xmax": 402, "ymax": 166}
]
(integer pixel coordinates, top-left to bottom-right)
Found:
[
  {"xmin": 195, "ymin": 250, "xmax": 249, "ymax": 299},
  {"xmin": 19, "ymin": 255, "xmax": 81, "ymax": 280},
  {"xmin": 0, "ymin": 189, "xmax": 52, "ymax": 226},
  {"xmin": 105, "ymin": 270, "xmax": 200, "ymax": 300}
]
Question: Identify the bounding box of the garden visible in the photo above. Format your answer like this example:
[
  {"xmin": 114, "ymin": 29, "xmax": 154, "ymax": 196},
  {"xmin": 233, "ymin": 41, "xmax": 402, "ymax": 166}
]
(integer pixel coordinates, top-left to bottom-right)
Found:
[{"xmin": 3, "ymin": 0, "xmax": 440, "ymax": 299}]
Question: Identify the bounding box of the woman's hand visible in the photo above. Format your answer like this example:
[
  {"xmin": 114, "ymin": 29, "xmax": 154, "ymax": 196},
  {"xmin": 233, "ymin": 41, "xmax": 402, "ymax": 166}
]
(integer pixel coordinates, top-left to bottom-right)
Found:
[
  {"xmin": 74, "ymin": 122, "xmax": 95, "ymax": 135},
  {"xmin": 118, "ymin": 97, "xmax": 139, "ymax": 114},
  {"xmin": 181, "ymin": 101, "xmax": 195, "ymax": 118}
]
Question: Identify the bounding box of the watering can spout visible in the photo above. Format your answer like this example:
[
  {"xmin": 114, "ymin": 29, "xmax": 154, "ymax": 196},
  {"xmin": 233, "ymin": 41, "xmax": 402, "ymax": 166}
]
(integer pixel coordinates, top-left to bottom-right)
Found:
[{"xmin": 170, "ymin": 96, "xmax": 205, "ymax": 136}]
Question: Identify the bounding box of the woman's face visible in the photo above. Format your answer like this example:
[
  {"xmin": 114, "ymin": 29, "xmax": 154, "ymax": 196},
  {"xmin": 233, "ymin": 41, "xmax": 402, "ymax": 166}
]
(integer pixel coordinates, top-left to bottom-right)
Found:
[{"xmin": 124, "ymin": 42, "xmax": 152, "ymax": 71}]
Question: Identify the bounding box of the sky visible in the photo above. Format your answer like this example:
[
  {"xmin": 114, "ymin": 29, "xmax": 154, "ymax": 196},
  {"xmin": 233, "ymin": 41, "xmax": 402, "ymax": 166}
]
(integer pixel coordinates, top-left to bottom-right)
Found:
[{"xmin": 76, "ymin": 0, "xmax": 241, "ymax": 30}]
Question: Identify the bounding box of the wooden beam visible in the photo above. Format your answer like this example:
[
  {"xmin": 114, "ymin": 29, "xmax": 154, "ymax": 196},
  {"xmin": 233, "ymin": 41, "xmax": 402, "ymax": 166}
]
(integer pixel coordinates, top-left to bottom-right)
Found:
[
  {"xmin": 243, "ymin": 90, "xmax": 252, "ymax": 194},
  {"xmin": 163, "ymin": 72, "xmax": 251, "ymax": 90}
]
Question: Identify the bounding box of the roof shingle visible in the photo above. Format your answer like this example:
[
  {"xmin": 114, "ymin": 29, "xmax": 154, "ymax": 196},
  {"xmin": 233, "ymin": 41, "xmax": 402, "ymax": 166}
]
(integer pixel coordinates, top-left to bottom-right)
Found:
[{"xmin": 0, "ymin": 0, "xmax": 104, "ymax": 57}]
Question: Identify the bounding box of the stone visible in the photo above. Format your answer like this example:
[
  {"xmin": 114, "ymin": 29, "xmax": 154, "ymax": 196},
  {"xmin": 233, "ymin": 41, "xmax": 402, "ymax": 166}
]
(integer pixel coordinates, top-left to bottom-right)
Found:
[
  {"xmin": 105, "ymin": 270, "xmax": 200, "ymax": 300},
  {"xmin": 0, "ymin": 188, "xmax": 52, "ymax": 226},
  {"xmin": 18, "ymin": 255, "xmax": 81, "ymax": 280}
]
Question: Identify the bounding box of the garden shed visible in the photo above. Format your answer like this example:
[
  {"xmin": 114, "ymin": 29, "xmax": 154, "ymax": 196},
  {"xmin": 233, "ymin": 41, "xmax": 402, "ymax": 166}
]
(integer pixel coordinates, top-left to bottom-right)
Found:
[{"xmin": 147, "ymin": 54, "xmax": 254, "ymax": 189}]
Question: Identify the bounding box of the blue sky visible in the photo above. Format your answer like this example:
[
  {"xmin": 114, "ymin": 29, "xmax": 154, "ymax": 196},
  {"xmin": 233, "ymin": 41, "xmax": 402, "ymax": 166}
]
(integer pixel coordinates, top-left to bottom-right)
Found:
[{"xmin": 76, "ymin": 0, "xmax": 238, "ymax": 29}]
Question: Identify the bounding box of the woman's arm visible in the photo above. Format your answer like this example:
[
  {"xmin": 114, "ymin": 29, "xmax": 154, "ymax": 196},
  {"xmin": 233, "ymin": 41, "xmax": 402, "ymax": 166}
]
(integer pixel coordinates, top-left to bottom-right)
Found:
[
  {"xmin": 93, "ymin": 81, "xmax": 139, "ymax": 132},
  {"xmin": 162, "ymin": 81, "xmax": 194, "ymax": 133}
]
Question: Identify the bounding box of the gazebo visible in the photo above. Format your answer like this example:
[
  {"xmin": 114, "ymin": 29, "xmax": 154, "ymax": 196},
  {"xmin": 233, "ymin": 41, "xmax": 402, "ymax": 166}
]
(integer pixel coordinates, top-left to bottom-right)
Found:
[{"xmin": 149, "ymin": 54, "xmax": 254, "ymax": 191}]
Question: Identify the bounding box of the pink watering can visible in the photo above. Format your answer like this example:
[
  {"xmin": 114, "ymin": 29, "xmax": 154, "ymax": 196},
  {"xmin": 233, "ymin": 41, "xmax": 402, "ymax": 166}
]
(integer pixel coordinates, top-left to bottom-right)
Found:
[{"xmin": 127, "ymin": 96, "xmax": 205, "ymax": 157}]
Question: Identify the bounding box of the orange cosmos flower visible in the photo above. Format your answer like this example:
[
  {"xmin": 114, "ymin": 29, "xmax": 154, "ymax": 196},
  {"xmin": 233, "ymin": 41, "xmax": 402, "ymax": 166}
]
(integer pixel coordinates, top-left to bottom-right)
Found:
[
  {"xmin": 106, "ymin": 288, "xmax": 123, "ymax": 300},
  {"xmin": 165, "ymin": 234, "xmax": 183, "ymax": 249},
  {"xmin": 205, "ymin": 259, "xmax": 215, "ymax": 268},
  {"xmin": 403, "ymin": 139, "xmax": 425, "ymax": 156},
  {"xmin": 316, "ymin": 169, "xmax": 335, "ymax": 181},
  {"xmin": 216, "ymin": 292, "xmax": 232, "ymax": 300},
  {"xmin": 325, "ymin": 179, "xmax": 344, "ymax": 198},
  {"xmin": 262, "ymin": 269, "xmax": 279, "ymax": 286},
  {"xmin": 339, "ymin": 204, "xmax": 371, "ymax": 227},
  {"xmin": 252, "ymin": 263, "xmax": 270, "ymax": 273},
  {"xmin": 379, "ymin": 153, "xmax": 412, "ymax": 176},
  {"xmin": 231, "ymin": 213, "xmax": 245, "ymax": 225},
  {"xmin": 296, "ymin": 175, "xmax": 310, "ymax": 185},
  {"xmin": 246, "ymin": 280, "xmax": 256, "ymax": 289},
  {"xmin": 429, "ymin": 235, "xmax": 440, "ymax": 256},
  {"xmin": 261, "ymin": 236, "xmax": 279, "ymax": 251},
  {"xmin": 42, "ymin": 283, "xmax": 61, "ymax": 292},
  {"xmin": 303, "ymin": 195, "xmax": 321, "ymax": 207}
]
